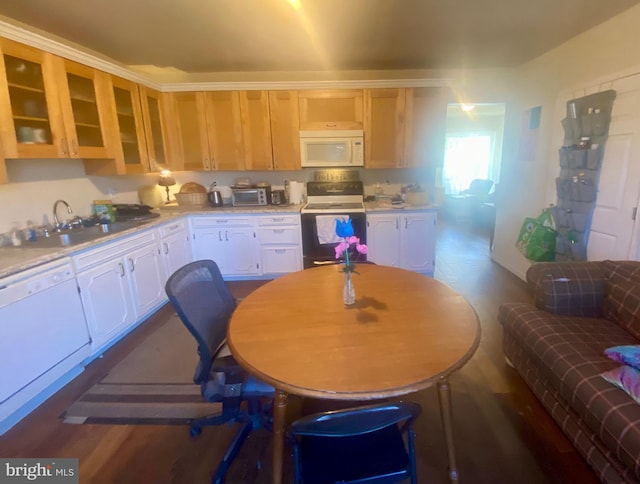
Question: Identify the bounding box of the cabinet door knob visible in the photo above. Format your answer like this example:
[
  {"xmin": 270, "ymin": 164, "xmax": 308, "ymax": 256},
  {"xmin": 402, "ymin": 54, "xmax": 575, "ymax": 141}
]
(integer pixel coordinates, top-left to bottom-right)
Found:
[{"xmin": 118, "ymin": 262, "xmax": 125, "ymax": 277}]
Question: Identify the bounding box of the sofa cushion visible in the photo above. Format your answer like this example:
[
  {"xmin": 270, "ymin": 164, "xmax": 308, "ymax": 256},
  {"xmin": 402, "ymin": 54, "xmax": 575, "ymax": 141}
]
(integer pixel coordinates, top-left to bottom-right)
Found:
[
  {"xmin": 526, "ymin": 262, "xmax": 605, "ymax": 317},
  {"xmin": 602, "ymin": 260, "xmax": 640, "ymax": 339},
  {"xmin": 499, "ymin": 302, "xmax": 640, "ymax": 476}
]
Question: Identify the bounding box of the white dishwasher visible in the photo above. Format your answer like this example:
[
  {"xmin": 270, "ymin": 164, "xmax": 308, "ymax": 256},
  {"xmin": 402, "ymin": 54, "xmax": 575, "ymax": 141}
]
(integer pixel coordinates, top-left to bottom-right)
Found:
[{"xmin": 0, "ymin": 258, "xmax": 90, "ymax": 426}]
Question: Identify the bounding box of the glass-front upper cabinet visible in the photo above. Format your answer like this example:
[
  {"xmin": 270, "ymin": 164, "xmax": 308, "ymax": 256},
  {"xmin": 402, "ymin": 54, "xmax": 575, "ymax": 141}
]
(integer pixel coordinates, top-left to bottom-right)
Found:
[
  {"xmin": 139, "ymin": 86, "xmax": 170, "ymax": 172},
  {"xmin": 111, "ymin": 76, "xmax": 149, "ymax": 174},
  {"xmin": 0, "ymin": 38, "xmax": 66, "ymax": 158},
  {"xmin": 58, "ymin": 59, "xmax": 112, "ymax": 159},
  {"xmin": 0, "ymin": 38, "xmax": 115, "ymax": 161}
]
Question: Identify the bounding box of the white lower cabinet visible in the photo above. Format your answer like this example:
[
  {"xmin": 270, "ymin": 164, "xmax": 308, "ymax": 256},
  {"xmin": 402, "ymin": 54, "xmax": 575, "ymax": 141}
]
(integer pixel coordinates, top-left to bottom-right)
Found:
[
  {"xmin": 191, "ymin": 216, "xmax": 261, "ymax": 277},
  {"xmin": 158, "ymin": 219, "xmax": 192, "ymax": 282},
  {"xmin": 367, "ymin": 210, "xmax": 437, "ymax": 274},
  {"xmin": 258, "ymin": 214, "xmax": 303, "ymax": 276},
  {"xmin": 127, "ymin": 243, "xmax": 167, "ymax": 317},
  {"xmin": 73, "ymin": 229, "xmax": 165, "ymax": 354}
]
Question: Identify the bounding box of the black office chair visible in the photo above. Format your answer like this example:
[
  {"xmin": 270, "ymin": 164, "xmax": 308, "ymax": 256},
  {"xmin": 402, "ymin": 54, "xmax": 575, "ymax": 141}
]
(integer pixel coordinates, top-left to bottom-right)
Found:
[
  {"xmin": 287, "ymin": 401, "xmax": 422, "ymax": 484},
  {"xmin": 165, "ymin": 259, "xmax": 274, "ymax": 484},
  {"xmin": 460, "ymin": 178, "xmax": 494, "ymax": 199},
  {"xmin": 445, "ymin": 178, "xmax": 494, "ymax": 222}
]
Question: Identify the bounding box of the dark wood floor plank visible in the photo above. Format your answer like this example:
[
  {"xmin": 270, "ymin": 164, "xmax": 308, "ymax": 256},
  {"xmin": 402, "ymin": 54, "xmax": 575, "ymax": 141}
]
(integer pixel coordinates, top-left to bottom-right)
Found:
[{"xmin": 0, "ymin": 218, "xmax": 600, "ymax": 483}]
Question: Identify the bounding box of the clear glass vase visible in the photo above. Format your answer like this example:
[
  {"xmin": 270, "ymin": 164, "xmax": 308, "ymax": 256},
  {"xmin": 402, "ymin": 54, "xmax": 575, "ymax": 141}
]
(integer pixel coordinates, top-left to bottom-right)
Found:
[{"xmin": 343, "ymin": 271, "xmax": 356, "ymax": 305}]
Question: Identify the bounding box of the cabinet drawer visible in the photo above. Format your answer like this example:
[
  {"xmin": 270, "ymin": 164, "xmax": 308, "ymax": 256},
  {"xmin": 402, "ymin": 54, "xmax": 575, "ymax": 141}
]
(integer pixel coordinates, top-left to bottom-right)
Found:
[
  {"xmin": 259, "ymin": 227, "xmax": 300, "ymax": 245},
  {"xmin": 72, "ymin": 230, "xmax": 157, "ymax": 272},
  {"xmin": 158, "ymin": 218, "xmax": 187, "ymax": 238},
  {"xmin": 191, "ymin": 216, "xmax": 254, "ymax": 228},
  {"xmin": 261, "ymin": 246, "xmax": 302, "ymax": 274},
  {"xmin": 258, "ymin": 215, "xmax": 300, "ymax": 226}
]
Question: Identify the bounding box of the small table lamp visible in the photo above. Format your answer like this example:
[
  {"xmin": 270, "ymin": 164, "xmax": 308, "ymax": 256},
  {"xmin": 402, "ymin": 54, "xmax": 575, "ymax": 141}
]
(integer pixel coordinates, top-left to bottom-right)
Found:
[{"xmin": 158, "ymin": 170, "xmax": 176, "ymax": 203}]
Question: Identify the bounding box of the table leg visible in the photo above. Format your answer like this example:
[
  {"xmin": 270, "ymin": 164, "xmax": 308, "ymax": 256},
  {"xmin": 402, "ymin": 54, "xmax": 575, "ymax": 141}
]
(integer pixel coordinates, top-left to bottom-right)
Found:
[
  {"xmin": 272, "ymin": 389, "xmax": 288, "ymax": 484},
  {"xmin": 437, "ymin": 376, "xmax": 459, "ymax": 483}
]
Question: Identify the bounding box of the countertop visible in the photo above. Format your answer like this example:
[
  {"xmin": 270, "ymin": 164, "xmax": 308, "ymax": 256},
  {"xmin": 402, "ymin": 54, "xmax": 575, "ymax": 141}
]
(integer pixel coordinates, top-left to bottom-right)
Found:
[
  {"xmin": 0, "ymin": 204, "xmax": 305, "ymax": 279},
  {"xmin": 0, "ymin": 202, "xmax": 435, "ymax": 279}
]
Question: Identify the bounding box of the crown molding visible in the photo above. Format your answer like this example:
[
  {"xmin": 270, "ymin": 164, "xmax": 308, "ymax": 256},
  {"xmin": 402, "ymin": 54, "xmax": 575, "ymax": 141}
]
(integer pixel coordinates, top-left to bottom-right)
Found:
[
  {"xmin": 0, "ymin": 19, "xmax": 162, "ymax": 89},
  {"xmin": 0, "ymin": 19, "xmax": 452, "ymax": 92},
  {"xmin": 160, "ymin": 78, "xmax": 452, "ymax": 92}
]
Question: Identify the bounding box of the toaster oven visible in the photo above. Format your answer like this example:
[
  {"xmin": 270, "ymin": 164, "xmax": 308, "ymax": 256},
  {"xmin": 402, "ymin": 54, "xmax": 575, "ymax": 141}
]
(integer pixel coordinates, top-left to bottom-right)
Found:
[{"xmin": 231, "ymin": 186, "xmax": 270, "ymax": 206}]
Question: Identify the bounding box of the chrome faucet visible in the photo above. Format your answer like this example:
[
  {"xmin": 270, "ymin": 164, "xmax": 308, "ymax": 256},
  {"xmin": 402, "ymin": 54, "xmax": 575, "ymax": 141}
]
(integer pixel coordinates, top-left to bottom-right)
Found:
[{"xmin": 53, "ymin": 199, "xmax": 73, "ymax": 231}]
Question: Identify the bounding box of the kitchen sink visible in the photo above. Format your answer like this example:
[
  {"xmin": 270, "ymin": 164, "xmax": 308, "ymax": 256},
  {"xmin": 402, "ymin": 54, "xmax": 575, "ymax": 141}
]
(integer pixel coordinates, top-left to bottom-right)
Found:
[{"xmin": 9, "ymin": 220, "xmax": 154, "ymax": 249}]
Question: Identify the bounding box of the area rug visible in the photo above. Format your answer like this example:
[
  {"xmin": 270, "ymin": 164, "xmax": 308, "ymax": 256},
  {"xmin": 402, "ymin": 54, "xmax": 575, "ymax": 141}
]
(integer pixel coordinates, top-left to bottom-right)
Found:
[{"xmin": 61, "ymin": 314, "xmax": 221, "ymax": 425}]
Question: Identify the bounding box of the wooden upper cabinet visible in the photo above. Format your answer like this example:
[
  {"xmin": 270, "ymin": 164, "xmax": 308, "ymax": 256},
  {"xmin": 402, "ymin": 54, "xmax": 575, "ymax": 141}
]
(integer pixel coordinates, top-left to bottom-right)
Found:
[
  {"xmin": 139, "ymin": 86, "xmax": 171, "ymax": 172},
  {"xmin": 269, "ymin": 90, "xmax": 301, "ymax": 170},
  {"xmin": 167, "ymin": 91, "xmax": 211, "ymax": 171},
  {"xmin": 0, "ymin": 38, "xmax": 70, "ymax": 159},
  {"xmin": 0, "ymin": 135, "xmax": 7, "ymax": 184},
  {"xmin": 58, "ymin": 59, "xmax": 115, "ymax": 160},
  {"xmin": 404, "ymin": 87, "xmax": 449, "ymax": 168},
  {"xmin": 204, "ymin": 91, "xmax": 245, "ymax": 171},
  {"xmin": 109, "ymin": 76, "xmax": 149, "ymax": 174},
  {"xmin": 298, "ymin": 89, "xmax": 363, "ymax": 130},
  {"xmin": 240, "ymin": 90, "xmax": 273, "ymax": 170},
  {"xmin": 364, "ymin": 88, "xmax": 406, "ymax": 169}
]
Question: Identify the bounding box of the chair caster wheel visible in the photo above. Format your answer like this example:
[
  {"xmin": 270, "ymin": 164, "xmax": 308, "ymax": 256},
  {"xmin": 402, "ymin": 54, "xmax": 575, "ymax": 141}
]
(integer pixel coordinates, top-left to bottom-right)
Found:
[{"xmin": 190, "ymin": 426, "xmax": 202, "ymax": 437}]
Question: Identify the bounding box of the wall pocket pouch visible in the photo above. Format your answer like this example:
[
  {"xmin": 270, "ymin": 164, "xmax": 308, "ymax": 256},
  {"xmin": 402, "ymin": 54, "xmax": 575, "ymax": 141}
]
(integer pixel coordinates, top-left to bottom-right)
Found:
[
  {"xmin": 571, "ymin": 175, "xmax": 597, "ymax": 202},
  {"xmin": 586, "ymin": 145, "xmax": 603, "ymax": 170},
  {"xmin": 556, "ymin": 177, "xmax": 573, "ymax": 200},
  {"xmin": 569, "ymin": 239, "xmax": 587, "ymax": 260},
  {"xmin": 550, "ymin": 206, "xmax": 571, "ymax": 229},
  {"xmin": 559, "ymin": 148, "xmax": 570, "ymax": 168},
  {"xmin": 516, "ymin": 209, "xmax": 557, "ymax": 262},
  {"xmin": 555, "ymin": 234, "xmax": 569, "ymax": 255},
  {"xmin": 569, "ymin": 149, "xmax": 587, "ymax": 169},
  {"xmin": 590, "ymin": 111, "xmax": 610, "ymax": 137},
  {"xmin": 569, "ymin": 212, "xmax": 589, "ymax": 232},
  {"xmin": 561, "ymin": 117, "xmax": 581, "ymax": 142}
]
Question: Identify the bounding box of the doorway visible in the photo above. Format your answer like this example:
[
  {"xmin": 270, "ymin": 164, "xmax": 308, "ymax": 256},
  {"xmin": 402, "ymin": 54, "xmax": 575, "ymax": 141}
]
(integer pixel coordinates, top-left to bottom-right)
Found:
[{"xmin": 441, "ymin": 103, "xmax": 506, "ymax": 195}]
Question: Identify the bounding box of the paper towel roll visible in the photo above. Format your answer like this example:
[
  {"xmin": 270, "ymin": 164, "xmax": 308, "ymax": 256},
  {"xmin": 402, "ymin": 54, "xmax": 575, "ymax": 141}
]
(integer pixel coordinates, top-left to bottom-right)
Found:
[{"xmin": 288, "ymin": 181, "xmax": 305, "ymax": 204}]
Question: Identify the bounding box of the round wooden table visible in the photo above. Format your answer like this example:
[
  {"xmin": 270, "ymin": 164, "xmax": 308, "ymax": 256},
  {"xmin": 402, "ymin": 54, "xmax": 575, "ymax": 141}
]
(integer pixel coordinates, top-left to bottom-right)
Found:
[{"xmin": 228, "ymin": 264, "xmax": 481, "ymax": 484}]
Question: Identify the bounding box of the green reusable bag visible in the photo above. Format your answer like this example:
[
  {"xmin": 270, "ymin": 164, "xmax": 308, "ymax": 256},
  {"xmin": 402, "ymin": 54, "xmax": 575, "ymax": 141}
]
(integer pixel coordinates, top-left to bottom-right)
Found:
[{"xmin": 516, "ymin": 209, "xmax": 557, "ymax": 262}]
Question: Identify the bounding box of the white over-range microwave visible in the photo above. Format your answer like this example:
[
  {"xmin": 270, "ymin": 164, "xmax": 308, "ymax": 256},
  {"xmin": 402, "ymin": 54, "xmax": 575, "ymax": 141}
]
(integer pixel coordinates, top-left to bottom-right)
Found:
[{"xmin": 300, "ymin": 130, "xmax": 364, "ymax": 167}]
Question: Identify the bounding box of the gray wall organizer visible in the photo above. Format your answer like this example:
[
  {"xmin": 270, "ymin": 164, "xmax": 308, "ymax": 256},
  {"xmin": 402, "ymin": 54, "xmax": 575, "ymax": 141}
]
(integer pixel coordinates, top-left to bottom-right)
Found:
[{"xmin": 553, "ymin": 89, "xmax": 616, "ymax": 261}]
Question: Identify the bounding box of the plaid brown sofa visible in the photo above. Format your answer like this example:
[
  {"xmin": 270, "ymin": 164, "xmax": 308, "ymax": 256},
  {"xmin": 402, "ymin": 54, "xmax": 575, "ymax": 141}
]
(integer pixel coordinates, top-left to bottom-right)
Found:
[{"xmin": 498, "ymin": 261, "xmax": 640, "ymax": 484}]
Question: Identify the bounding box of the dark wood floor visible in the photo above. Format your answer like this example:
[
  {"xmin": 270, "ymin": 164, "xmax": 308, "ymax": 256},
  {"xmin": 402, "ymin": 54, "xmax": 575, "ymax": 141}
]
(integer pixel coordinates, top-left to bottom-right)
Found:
[{"xmin": 0, "ymin": 217, "xmax": 601, "ymax": 483}]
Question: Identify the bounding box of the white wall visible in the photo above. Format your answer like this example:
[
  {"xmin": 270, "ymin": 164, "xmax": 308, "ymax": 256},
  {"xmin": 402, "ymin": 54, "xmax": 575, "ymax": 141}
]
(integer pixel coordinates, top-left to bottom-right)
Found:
[{"xmin": 491, "ymin": 3, "xmax": 640, "ymax": 280}]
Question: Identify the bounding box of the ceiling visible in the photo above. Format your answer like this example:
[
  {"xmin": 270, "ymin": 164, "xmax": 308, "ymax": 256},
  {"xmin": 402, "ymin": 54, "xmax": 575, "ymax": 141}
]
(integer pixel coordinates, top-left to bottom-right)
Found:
[{"xmin": 0, "ymin": 0, "xmax": 638, "ymax": 76}]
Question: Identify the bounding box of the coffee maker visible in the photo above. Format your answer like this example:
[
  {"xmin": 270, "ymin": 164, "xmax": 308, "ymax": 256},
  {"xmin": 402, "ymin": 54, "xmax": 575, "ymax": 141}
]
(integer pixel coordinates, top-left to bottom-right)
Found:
[{"xmin": 270, "ymin": 190, "xmax": 287, "ymax": 205}]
